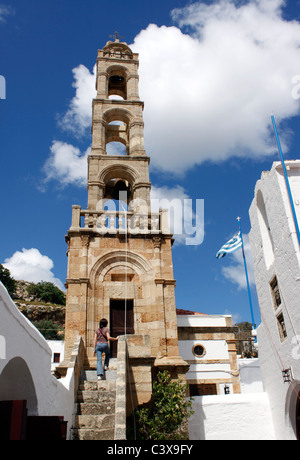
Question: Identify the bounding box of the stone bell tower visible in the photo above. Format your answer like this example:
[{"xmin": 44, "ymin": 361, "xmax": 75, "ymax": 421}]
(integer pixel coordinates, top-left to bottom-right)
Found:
[{"xmin": 64, "ymin": 38, "xmax": 188, "ymax": 392}]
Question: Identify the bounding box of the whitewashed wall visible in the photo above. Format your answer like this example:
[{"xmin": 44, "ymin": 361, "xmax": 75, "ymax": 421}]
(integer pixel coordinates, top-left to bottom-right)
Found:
[
  {"xmin": 47, "ymin": 340, "xmax": 65, "ymax": 371},
  {"xmin": 0, "ymin": 282, "xmax": 75, "ymax": 439},
  {"xmin": 177, "ymin": 315, "xmax": 229, "ymax": 328},
  {"xmin": 238, "ymin": 358, "xmax": 264, "ymax": 394},
  {"xmin": 249, "ymin": 160, "xmax": 300, "ymax": 440},
  {"xmin": 189, "ymin": 393, "xmax": 275, "ymax": 440}
]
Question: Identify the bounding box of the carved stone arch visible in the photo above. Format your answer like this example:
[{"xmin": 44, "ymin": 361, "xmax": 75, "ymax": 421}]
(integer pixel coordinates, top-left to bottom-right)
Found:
[
  {"xmin": 106, "ymin": 64, "xmax": 130, "ymax": 79},
  {"xmin": 98, "ymin": 163, "xmax": 140, "ymax": 186},
  {"xmin": 106, "ymin": 63, "xmax": 130, "ymax": 79},
  {"xmin": 98, "ymin": 163, "xmax": 141, "ymax": 204},
  {"xmin": 89, "ymin": 249, "xmax": 153, "ymax": 284},
  {"xmin": 103, "ymin": 107, "xmax": 133, "ymax": 125}
]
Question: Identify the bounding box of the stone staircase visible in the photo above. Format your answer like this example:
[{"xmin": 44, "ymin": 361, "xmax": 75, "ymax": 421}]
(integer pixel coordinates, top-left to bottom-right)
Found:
[{"xmin": 72, "ymin": 359, "xmax": 117, "ymax": 440}]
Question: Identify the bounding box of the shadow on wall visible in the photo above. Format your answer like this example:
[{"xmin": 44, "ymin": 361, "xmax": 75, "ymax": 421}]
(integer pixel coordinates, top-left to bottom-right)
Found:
[
  {"xmin": 188, "ymin": 399, "xmax": 206, "ymax": 440},
  {"xmin": 0, "ymin": 357, "xmax": 38, "ymax": 415}
]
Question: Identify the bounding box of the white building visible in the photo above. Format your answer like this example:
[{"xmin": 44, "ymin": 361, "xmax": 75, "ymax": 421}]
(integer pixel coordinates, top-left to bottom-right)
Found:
[
  {"xmin": 0, "ymin": 280, "xmax": 275, "ymax": 440},
  {"xmin": 177, "ymin": 309, "xmax": 275, "ymax": 440},
  {"xmin": 249, "ymin": 160, "xmax": 300, "ymax": 440},
  {"xmin": 177, "ymin": 310, "xmax": 241, "ymax": 396},
  {"xmin": 0, "ymin": 282, "xmax": 77, "ymax": 439},
  {"xmin": 47, "ymin": 340, "xmax": 64, "ymax": 372}
]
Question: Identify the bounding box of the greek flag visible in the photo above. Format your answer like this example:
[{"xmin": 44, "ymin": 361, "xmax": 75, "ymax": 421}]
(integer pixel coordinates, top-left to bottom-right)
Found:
[{"xmin": 216, "ymin": 231, "xmax": 242, "ymax": 259}]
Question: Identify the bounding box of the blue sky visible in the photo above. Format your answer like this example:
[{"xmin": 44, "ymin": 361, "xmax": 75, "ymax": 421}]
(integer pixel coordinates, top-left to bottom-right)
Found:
[{"xmin": 1, "ymin": 0, "xmax": 300, "ymax": 326}]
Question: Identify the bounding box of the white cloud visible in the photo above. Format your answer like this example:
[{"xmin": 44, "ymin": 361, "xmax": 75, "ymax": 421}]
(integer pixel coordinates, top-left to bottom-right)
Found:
[
  {"xmin": 131, "ymin": 0, "xmax": 300, "ymax": 173},
  {"xmin": 45, "ymin": 0, "xmax": 300, "ymax": 181},
  {"xmin": 58, "ymin": 64, "xmax": 97, "ymax": 135},
  {"xmin": 43, "ymin": 140, "xmax": 89, "ymax": 187},
  {"xmin": 3, "ymin": 248, "xmax": 64, "ymax": 291},
  {"xmin": 221, "ymin": 233, "xmax": 255, "ymax": 290},
  {"xmin": 0, "ymin": 4, "xmax": 13, "ymax": 23}
]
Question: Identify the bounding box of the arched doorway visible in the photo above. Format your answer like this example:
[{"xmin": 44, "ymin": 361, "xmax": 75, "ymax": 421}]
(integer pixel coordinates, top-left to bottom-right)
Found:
[
  {"xmin": 0, "ymin": 357, "xmax": 38, "ymax": 440},
  {"xmin": 0, "ymin": 357, "xmax": 38, "ymax": 415},
  {"xmin": 296, "ymin": 392, "xmax": 300, "ymax": 440},
  {"xmin": 285, "ymin": 383, "xmax": 300, "ymax": 440}
]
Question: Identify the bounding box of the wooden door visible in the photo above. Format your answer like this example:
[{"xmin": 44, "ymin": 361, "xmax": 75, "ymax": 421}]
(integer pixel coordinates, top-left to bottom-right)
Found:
[
  {"xmin": 189, "ymin": 384, "xmax": 217, "ymax": 397},
  {"xmin": 0, "ymin": 400, "xmax": 27, "ymax": 440},
  {"xmin": 110, "ymin": 299, "xmax": 134, "ymax": 357}
]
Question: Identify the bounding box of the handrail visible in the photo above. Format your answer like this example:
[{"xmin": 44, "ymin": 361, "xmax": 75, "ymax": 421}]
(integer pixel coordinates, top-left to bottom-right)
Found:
[{"xmin": 114, "ymin": 336, "xmax": 127, "ymax": 440}]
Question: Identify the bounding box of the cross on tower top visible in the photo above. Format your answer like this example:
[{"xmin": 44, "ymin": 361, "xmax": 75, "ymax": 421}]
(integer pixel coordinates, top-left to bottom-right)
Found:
[{"xmin": 109, "ymin": 30, "xmax": 124, "ymax": 42}]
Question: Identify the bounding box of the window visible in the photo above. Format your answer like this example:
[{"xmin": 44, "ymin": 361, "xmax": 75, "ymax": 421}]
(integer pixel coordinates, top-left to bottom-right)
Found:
[
  {"xmin": 270, "ymin": 276, "xmax": 281, "ymax": 310},
  {"xmin": 277, "ymin": 312, "xmax": 287, "ymax": 342},
  {"xmin": 270, "ymin": 276, "xmax": 287, "ymax": 341},
  {"xmin": 192, "ymin": 344, "xmax": 206, "ymax": 358},
  {"xmin": 53, "ymin": 353, "xmax": 60, "ymax": 363}
]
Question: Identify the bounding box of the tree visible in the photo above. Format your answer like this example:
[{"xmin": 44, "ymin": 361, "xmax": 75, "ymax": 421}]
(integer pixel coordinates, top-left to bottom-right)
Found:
[
  {"xmin": 235, "ymin": 321, "xmax": 255, "ymax": 331},
  {"xmin": 234, "ymin": 321, "xmax": 257, "ymax": 358},
  {"xmin": 27, "ymin": 281, "xmax": 66, "ymax": 305},
  {"xmin": 132, "ymin": 371, "xmax": 194, "ymax": 440},
  {"xmin": 32, "ymin": 319, "xmax": 62, "ymax": 340},
  {"xmin": 0, "ymin": 264, "xmax": 16, "ymax": 297}
]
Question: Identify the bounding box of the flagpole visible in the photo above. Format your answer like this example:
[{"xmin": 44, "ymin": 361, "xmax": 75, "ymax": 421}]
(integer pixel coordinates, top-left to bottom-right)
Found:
[
  {"xmin": 271, "ymin": 115, "xmax": 300, "ymax": 249},
  {"xmin": 237, "ymin": 217, "xmax": 256, "ymax": 338}
]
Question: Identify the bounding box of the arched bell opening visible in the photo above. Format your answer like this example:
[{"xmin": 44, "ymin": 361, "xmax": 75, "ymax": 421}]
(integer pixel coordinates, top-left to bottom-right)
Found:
[
  {"xmin": 106, "ymin": 119, "xmax": 129, "ymax": 156},
  {"xmin": 108, "ymin": 75, "xmax": 126, "ymax": 100},
  {"xmin": 104, "ymin": 108, "xmax": 133, "ymax": 155},
  {"xmin": 107, "ymin": 66, "xmax": 128, "ymax": 100},
  {"xmin": 104, "ymin": 178, "xmax": 132, "ymax": 206},
  {"xmin": 106, "ymin": 141, "xmax": 127, "ymax": 156},
  {"xmin": 97, "ymin": 163, "xmax": 140, "ymax": 210}
]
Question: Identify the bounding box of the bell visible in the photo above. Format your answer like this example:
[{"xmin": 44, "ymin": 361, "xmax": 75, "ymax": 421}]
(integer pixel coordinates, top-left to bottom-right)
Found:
[
  {"xmin": 110, "ymin": 75, "xmax": 124, "ymax": 85},
  {"xmin": 110, "ymin": 179, "xmax": 131, "ymax": 201}
]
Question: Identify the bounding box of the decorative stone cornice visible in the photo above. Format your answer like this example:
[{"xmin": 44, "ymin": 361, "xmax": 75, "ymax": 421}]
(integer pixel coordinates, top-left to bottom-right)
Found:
[{"xmin": 155, "ymin": 279, "xmax": 176, "ymax": 286}]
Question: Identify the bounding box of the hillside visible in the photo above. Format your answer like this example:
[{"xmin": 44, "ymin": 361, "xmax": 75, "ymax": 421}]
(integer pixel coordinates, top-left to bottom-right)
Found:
[{"xmin": 13, "ymin": 280, "xmax": 65, "ymax": 339}]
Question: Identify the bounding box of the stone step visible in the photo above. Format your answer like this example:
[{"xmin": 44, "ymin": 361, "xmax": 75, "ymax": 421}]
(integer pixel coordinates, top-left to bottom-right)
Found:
[
  {"xmin": 73, "ymin": 362, "xmax": 117, "ymax": 441},
  {"xmin": 81, "ymin": 369, "xmax": 117, "ymax": 382},
  {"xmin": 74, "ymin": 413, "xmax": 115, "ymax": 430},
  {"xmin": 77, "ymin": 390, "xmax": 116, "ymax": 403},
  {"xmin": 86, "ymin": 358, "xmax": 118, "ymax": 371},
  {"xmin": 103, "ymin": 369, "xmax": 117, "ymax": 381},
  {"xmin": 78, "ymin": 380, "xmax": 116, "ymax": 392},
  {"xmin": 76, "ymin": 401, "xmax": 115, "ymax": 415},
  {"xmin": 72, "ymin": 428, "xmax": 115, "ymax": 441}
]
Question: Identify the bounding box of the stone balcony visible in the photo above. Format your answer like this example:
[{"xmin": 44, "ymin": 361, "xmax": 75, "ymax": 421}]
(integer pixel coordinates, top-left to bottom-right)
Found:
[{"xmin": 69, "ymin": 205, "xmax": 170, "ymax": 236}]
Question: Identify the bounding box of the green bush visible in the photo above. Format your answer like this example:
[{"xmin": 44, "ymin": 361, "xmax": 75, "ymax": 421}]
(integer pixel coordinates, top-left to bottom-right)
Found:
[
  {"xmin": 32, "ymin": 319, "xmax": 62, "ymax": 340},
  {"xmin": 131, "ymin": 371, "xmax": 194, "ymax": 440},
  {"xmin": 27, "ymin": 281, "xmax": 66, "ymax": 305},
  {"xmin": 0, "ymin": 264, "xmax": 16, "ymax": 297}
]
